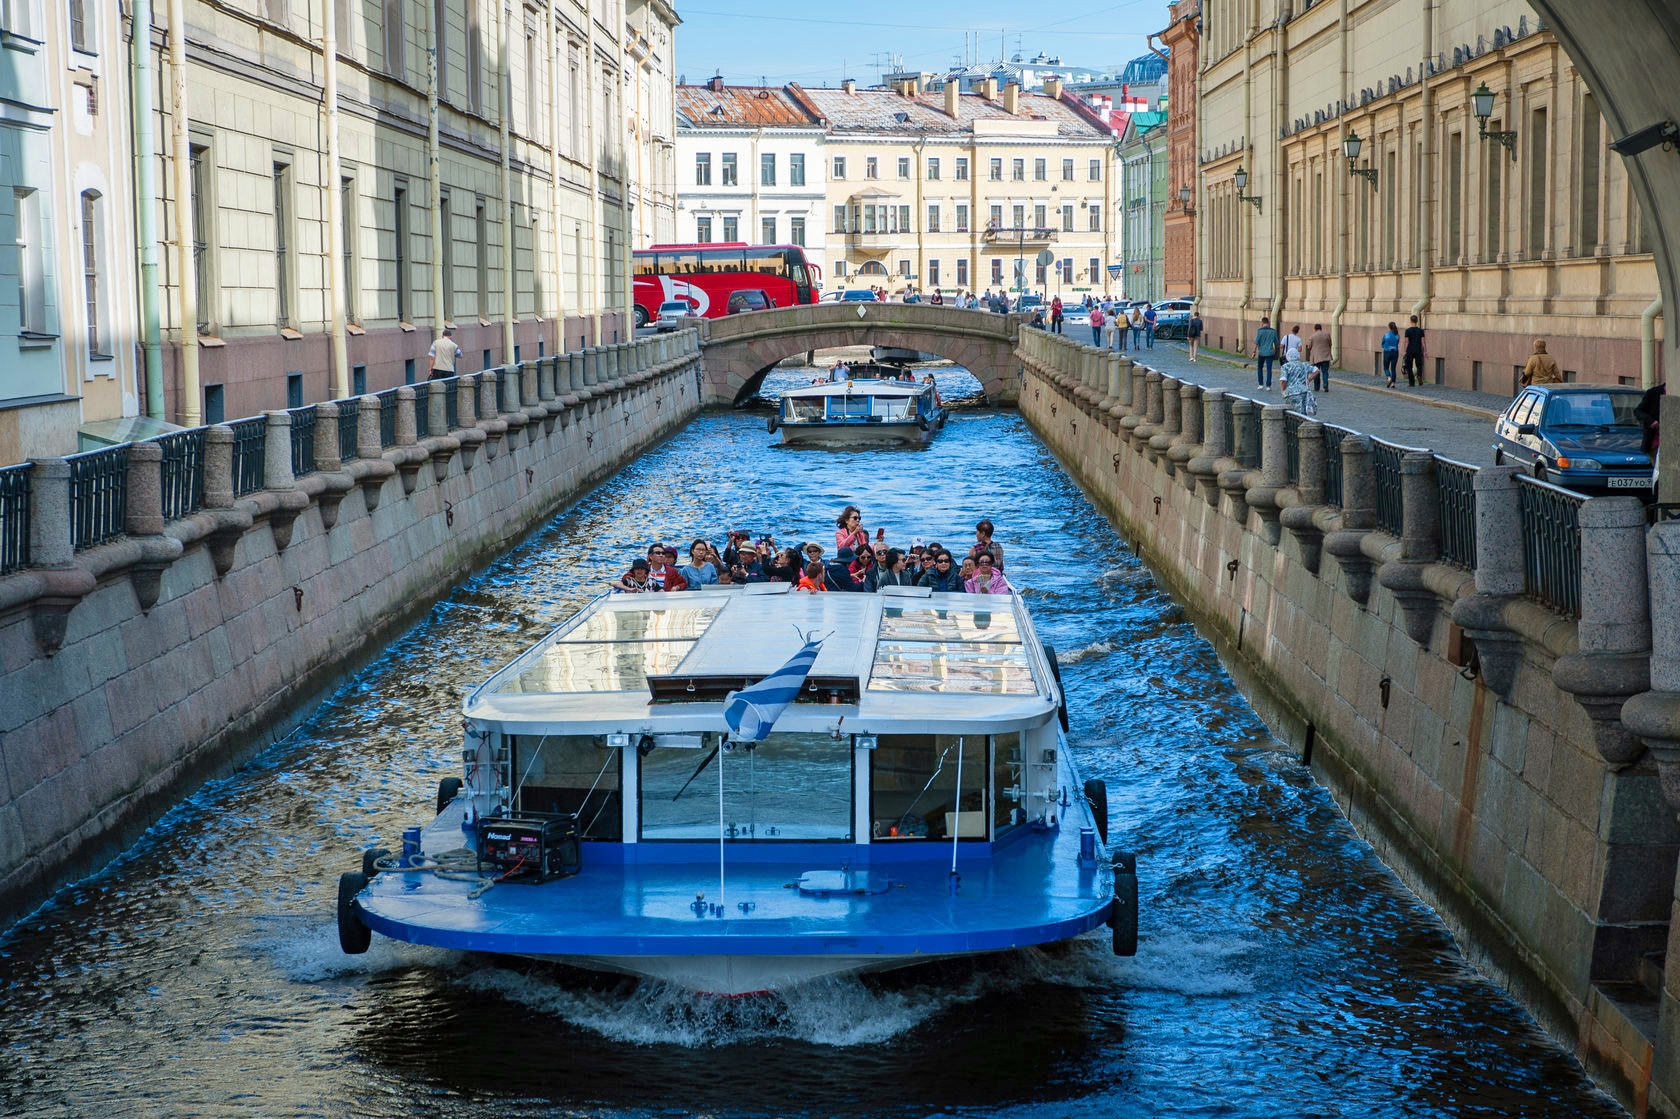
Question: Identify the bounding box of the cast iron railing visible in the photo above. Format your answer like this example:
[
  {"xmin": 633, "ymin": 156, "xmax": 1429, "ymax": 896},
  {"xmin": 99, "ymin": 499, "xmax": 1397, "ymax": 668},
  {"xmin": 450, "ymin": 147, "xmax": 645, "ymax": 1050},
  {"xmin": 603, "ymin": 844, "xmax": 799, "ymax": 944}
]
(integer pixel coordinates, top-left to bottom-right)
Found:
[
  {"xmin": 289, "ymin": 406, "xmax": 317, "ymax": 478},
  {"xmin": 153, "ymin": 428, "xmax": 207, "ymax": 520},
  {"xmin": 227, "ymin": 416, "xmax": 267, "ymax": 495},
  {"xmin": 1322, "ymin": 424, "xmax": 1352, "ymax": 507},
  {"xmin": 1517, "ymin": 475, "xmax": 1585, "ymax": 618},
  {"xmin": 1284, "ymin": 411, "xmax": 1303, "ymax": 484},
  {"xmin": 338, "ymin": 400, "xmax": 360, "ymax": 462},
  {"xmin": 0, "ymin": 463, "xmax": 31, "ymax": 574},
  {"xmin": 1371, "ymin": 440, "xmax": 1408, "ymax": 536},
  {"xmin": 444, "ymin": 377, "xmax": 460, "ymax": 429},
  {"xmin": 1237, "ymin": 398, "xmax": 1262, "ymax": 469},
  {"xmin": 413, "ymin": 383, "xmax": 430, "ymax": 440},
  {"xmin": 377, "ymin": 388, "xmax": 400, "ymax": 448},
  {"xmin": 68, "ymin": 445, "xmax": 129, "ymax": 550},
  {"xmin": 1436, "ymin": 458, "xmax": 1478, "ymax": 568}
]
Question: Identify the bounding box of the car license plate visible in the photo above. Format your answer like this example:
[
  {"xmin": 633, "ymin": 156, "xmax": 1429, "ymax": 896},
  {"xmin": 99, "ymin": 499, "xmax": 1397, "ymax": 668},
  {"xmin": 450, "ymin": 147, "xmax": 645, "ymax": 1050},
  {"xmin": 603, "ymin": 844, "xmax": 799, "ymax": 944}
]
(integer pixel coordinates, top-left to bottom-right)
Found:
[{"xmin": 1607, "ymin": 476, "xmax": 1651, "ymax": 489}]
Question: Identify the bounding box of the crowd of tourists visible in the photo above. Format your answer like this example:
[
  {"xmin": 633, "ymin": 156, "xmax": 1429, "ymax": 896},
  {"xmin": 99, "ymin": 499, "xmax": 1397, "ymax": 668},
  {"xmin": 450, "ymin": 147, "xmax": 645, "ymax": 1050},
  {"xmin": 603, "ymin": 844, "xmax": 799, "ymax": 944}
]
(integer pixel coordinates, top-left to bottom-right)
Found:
[{"xmin": 614, "ymin": 508, "xmax": 1010, "ymax": 596}]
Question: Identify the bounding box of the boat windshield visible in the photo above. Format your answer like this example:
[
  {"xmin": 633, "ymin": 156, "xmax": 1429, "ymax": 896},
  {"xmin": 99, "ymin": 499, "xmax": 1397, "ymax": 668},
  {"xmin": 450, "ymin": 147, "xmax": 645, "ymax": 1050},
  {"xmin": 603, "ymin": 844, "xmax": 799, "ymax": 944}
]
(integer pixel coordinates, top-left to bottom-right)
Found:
[
  {"xmin": 870, "ymin": 733, "xmax": 987, "ymax": 841},
  {"xmin": 639, "ymin": 731, "xmax": 853, "ymax": 841},
  {"xmin": 509, "ymin": 733, "xmax": 623, "ymax": 840},
  {"xmin": 788, "ymin": 397, "xmax": 825, "ymax": 421}
]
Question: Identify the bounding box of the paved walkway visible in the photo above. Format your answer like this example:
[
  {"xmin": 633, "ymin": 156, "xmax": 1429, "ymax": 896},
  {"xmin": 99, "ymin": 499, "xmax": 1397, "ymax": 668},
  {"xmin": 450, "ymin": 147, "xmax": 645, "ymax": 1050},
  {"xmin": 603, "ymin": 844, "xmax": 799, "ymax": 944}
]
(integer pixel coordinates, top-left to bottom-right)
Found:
[{"xmin": 1112, "ymin": 338, "xmax": 1512, "ymax": 466}]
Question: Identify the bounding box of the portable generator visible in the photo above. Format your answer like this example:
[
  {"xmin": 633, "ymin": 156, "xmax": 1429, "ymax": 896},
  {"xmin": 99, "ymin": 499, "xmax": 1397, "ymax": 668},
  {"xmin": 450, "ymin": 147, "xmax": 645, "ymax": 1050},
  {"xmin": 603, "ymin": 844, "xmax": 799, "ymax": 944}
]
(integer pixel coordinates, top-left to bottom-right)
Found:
[{"xmin": 476, "ymin": 815, "xmax": 581, "ymax": 884}]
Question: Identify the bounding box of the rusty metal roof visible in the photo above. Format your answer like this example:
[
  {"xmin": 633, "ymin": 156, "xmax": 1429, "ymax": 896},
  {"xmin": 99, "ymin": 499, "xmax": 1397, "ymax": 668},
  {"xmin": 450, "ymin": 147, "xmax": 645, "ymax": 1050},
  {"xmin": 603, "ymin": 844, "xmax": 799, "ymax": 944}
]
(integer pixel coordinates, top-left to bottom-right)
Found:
[
  {"xmin": 800, "ymin": 87, "xmax": 1117, "ymax": 140},
  {"xmin": 676, "ymin": 84, "xmax": 824, "ymax": 128}
]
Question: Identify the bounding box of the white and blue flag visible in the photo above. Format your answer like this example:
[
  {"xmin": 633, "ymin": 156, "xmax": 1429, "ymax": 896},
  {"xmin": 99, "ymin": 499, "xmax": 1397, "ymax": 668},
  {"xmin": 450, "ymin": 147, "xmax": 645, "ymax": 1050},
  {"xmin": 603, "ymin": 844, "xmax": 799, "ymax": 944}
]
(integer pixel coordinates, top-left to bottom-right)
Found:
[{"xmin": 722, "ymin": 632, "xmax": 825, "ymax": 742}]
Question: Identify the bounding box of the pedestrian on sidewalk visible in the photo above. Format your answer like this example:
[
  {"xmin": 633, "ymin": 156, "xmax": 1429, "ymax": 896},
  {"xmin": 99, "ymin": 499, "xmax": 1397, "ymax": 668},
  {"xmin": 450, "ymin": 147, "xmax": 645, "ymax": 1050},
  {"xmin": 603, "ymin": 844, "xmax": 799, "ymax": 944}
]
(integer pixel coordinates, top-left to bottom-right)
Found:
[
  {"xmin": 1089, "ymin": 302, "xmax": 1106, "ymax": 347},
  {"xmin": 1281, "ymin": 343, "xmax": 1318, "ymax": 415},
  {"xmin": 1282, "ymin": 324, "xmax": 1304, "ymax": 367},
  {"xmin": 1129, "ymin": 304, "xmax": 1144, "ymax": 348},
  {"xmin": 1402, "ymin": 315, "xmax": 1426, "ymax": 386},
  {"xmin": 1309, "ymin": 323, "xmax": 1332, "ymax": 392},
  {"xmin": 1381, "ymin": 322, "xmax": 1401, "ymax": 387},
  {"xmin": 1050, "ymin": 295, "xmax": 1064, "ymax": 334},
  {"xmin": 1143, "ymin": 304, "xmax": 1157, "ymax": 348},
  {"xmin": 1254, "ymin": 317, "xmax": 1279, "ymax": 388},
  {"xmin": 427, "ymin": 324, "xmax": 459, "ymax": 380},
  {"xmin": 1520, "ymin": 339, "xmax": 1562, "ymax": 387},
  {"xmin": 1103, "ymin": 304, "xmax": 1120, "ymax": 351},
  {"xmin": 1186, "ymin": 311, "xmax": 1204, "ymax": 363}
]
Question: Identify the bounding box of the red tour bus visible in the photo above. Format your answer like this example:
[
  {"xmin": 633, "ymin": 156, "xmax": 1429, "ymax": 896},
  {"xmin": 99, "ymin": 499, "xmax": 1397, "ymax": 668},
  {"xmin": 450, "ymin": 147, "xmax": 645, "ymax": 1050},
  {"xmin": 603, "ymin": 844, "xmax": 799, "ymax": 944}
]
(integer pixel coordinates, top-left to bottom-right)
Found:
[{"xmin": 631, "ymin": 242, "xmax": 821, "ymax": 327}]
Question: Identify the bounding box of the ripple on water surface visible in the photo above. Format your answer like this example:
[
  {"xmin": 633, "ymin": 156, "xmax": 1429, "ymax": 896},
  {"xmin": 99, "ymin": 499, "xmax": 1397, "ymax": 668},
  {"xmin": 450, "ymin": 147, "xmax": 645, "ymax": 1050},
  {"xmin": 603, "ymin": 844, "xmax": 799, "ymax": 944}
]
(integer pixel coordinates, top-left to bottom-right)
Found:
[{"xmin": 0, "ymin": 408, "xmax": 1626, "ymax": 1119}]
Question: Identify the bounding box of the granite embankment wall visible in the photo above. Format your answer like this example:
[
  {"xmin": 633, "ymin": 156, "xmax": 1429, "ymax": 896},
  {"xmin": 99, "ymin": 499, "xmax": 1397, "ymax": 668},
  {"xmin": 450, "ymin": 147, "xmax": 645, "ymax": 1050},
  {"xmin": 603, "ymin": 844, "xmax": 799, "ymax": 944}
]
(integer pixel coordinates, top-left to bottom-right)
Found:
[
  {"xmin": 0, "ymin": 334, "xmax": 703, "ymax": 925},
  {"xmin": 1014, "ymin": 328, "xmax": 1680, "ymax": 1117}
]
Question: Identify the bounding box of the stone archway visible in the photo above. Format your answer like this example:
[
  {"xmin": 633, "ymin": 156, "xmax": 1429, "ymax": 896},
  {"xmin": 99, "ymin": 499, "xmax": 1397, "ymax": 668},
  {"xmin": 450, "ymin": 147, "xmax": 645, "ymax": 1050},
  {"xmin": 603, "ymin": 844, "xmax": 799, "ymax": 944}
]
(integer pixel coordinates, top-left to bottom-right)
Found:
[{"xmin": 696, "ymin": 303, "xmax": 1025, "ymax": 406}]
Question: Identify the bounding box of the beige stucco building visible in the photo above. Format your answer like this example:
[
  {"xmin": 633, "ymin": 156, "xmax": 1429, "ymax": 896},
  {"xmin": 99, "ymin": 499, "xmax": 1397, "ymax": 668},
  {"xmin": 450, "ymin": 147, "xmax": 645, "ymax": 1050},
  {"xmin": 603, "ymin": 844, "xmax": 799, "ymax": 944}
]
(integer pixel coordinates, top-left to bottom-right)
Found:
[
  {"xmin": 808, "ymin": 78, "xmax": 1122, "ymax": 300},
  {"xmin": 0, "ymin": 0, "xmax": 141, "ymax": 461},
  {"xmin": 153, "ymin": 0, "xmax": 676, "ymax": 425},
  {"xmin": 1196, "ymin": 0, "xmax": 1660, "ymax": 390}
]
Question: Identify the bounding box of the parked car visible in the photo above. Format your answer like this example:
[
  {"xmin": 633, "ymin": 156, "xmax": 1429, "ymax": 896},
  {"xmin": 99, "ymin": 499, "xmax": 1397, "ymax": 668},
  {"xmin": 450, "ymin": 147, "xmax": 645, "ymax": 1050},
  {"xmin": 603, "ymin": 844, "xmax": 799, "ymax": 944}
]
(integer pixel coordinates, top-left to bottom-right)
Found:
[
  {"xmin": 1061, "ymin": 304, "xmax": 1092, "ymax": 330},
  {"xmin": 726, "ymin": 289, "xmax": 776, "ymax": 314},
  {"xmin": 654, "ymin": 300, "xmax": 694, "ymax": 332},
  {"xmin": 1150, "ymin": 299, "xmax": 1198, "ymax": 339},
  {"xmin": 1492, "ymin": 383, "xmax": 1654, "ymax": 494},
  {"xmin": 822, "ymin": 288, "xmax": 880, "ymax": 303},
  {"xmin": 1014, "ymin": 294, "xmax": 1045, "ymax": 315}
]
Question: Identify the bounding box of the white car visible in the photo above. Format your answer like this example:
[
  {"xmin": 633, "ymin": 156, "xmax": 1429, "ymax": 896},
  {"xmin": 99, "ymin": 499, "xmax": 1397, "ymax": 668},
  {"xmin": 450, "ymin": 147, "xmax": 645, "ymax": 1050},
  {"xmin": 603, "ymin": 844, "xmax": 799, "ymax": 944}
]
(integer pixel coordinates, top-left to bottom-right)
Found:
[{"xmin": 654, "ymin": 300, "xmax": 695, "ymax": 331}]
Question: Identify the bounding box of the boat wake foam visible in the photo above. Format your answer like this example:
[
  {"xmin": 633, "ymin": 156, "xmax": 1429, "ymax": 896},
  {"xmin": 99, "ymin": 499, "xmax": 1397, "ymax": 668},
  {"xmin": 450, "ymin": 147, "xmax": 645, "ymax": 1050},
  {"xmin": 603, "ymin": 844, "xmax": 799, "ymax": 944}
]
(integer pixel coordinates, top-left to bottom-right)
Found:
[
  {"xmin": 266, "ymin": 921, "xmax": 464, "ymax": 981},
  {"xmin": 1057, "ymin": 639, "xmax": 1117, "ymax": 664}
]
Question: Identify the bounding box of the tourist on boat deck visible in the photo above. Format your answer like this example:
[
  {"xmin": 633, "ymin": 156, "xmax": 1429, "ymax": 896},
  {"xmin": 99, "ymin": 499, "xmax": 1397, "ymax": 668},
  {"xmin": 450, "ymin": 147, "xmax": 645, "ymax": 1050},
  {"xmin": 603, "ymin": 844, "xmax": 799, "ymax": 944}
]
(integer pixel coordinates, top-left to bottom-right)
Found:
[
  {"xmin": 835, "ymin": 506, "xmax": 870, "ymax": 554},
  {"xmin": 678, "ymin": 539, "xmax": 719, "ymax": 586},
  {"xmin": 849, "ymin": 546, "xmax": 877, "ymax": 586},
  {"xmin": 803, "ymin": 541, "xmax": 825, "ymax": 567},
  {"xmin": 769, "ymin": 548, "xmax": 802, "ymax": 583},
  {"xmin": 919, "ymin": 551, "xmax": 966, "ymax": 592},
  {"xmin": 646, "ymin": 546, "xmax": 689, "ymax": 592},
  {"xmin": 826, "ymin": 547, "xmax": 867, "ymax": 592},
  {"xmin": 829, "ymin": 361, "xmax": 850, "ymax": 382},
  {"xmin": 730, "ymin": 542, "xmax": 766, "ymax": 583},
  {"xmin": 966, "ymin": 553, "xmax": 1010, "ymax": 594},
  {"xmin": 616, "ymin": 557, "xmax": 652, "ymax": 593},
  {"xmin": 874, "ymin": 548, "xmax": 916, "ymax": 589},
  {"xmin": 720, "ymin": 530, "xmax": 749, "ymax": 567},
  {"xmin": 957, "ymin": 556, "xmax": 978, "ymax": 585},
  {"xmin": 967, "ymin": 518, "xmax": 1005, "ymax": 571},
  {"xmin": 796, "ymin": 561, "xmax": 827, "ymax": 593}
]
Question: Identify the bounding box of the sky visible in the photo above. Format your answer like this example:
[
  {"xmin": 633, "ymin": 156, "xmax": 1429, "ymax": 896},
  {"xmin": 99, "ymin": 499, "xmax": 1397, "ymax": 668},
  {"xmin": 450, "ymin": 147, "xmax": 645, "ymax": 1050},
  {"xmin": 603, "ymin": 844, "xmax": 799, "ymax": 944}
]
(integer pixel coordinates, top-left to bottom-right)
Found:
[{"xmin": 671, "ymin": 1, "xmax": 1168, "ymax": 89}]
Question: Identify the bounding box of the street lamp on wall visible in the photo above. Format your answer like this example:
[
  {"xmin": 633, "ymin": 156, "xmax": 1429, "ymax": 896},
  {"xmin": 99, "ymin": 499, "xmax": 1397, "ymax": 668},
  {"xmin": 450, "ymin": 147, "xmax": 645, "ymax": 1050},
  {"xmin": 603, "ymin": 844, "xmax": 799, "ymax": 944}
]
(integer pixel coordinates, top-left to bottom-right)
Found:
[
  {"xmin": 1234, "ymin": 165, "xmax": 1262, "ymax": 214},
  {"xmin": 1471, "ymin": 82, "xmax": 1519, "ymax": 161},
  {"xmin": 1178, "ymin": 184, "xmax": 1195, "ymax": 214},
  {"xmin": 1342, "ymin": 131, "xmax": 1379, "ymax": 189}
]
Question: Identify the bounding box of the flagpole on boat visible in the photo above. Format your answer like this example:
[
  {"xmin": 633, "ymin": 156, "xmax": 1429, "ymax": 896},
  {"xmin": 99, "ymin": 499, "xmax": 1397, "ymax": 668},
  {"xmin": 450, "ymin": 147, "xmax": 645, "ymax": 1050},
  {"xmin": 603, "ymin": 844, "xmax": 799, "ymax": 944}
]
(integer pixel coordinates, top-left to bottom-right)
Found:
[
  {"xmin": 950, "ymin": 736, "xmax": 964, "ymax": 895},
  {"xmin": 718, "ymin": 734, "xmax": 727, "ymax": 912}
]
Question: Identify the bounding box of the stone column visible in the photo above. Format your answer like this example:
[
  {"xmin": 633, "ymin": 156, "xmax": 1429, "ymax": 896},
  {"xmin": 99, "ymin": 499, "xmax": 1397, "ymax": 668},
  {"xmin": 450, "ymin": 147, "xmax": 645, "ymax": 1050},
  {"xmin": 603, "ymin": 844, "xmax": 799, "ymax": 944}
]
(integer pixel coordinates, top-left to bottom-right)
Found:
[
  {"xmin": 262, "ymin": 409, "xmax": 309, "ymax": 548},
  {"xmin": 522, "ymin": 360, "xmax": 539, "ymax": 410},
  {"xmin": 1186, "ymin": 389, "xmax": 1227, "ymax": 507},
  {"xmin": 1324, "ymin": 435, "xmax": 1376, "ymax": 605},
  {"xmin": 582, "ymin": 349, "xmax": 600, "ymax": 388},
  {"xmin": 204, "ymin": 425, "xmax": 235, "ymax": 509},
  {"xmin": 538, "ymin": 357, "xmax": 556, "ymax": 402},
  {"xmin": 126, "ymin": 440, "xmax": 164, "ymax": 539},
  {"xmin": 1099, "ymin": 351, "xmax": 1120, "ymax": 414},
  {"xmin": 1282, "ymin": 419, "xmax": 1326, "ymax": 572},
  {"xmin": 1555, "ymin": 497, "xmax": 1653, "ymax": 766},
  {"xmin": 394, "ymin": 389, "xmax": 417, "ymax": 448},
  {"xmin": 357, "ymin": 394, "xmax": 383, "ymax": 460},
  {"xmin": 1169, "ymin": 382, "xmax": 1203, "ymax": 482},
  {"xmin": 1121, "ymin": 363, "xmax": 1149, "ymax": 443},
  {"xmin": 1218, "ymin": 397, "xmax": 1255, "ymax": 524},
  {"xmin": 1245, "ymin": 406, "xmax": 1288, "ymax": 545},
  {"xmin": 478, "ymin": 370, "xmax": 499, "ymax": 421},
  {"xmin": 1624, "ymin": 523, "xmax": 1680, "ymax": 811},
  {"xmin": 23, "ymin": 457, "xmax": 94, "ymax": 653},
  {"xmin": 1150, "ymin": 376, "xmax": 1182, "ymax": 465},
  {"xmin": 427, "ymin": 381, "xmax": 449, "ymax": 436},
  {"xmin": 457, "ymin": 374, "xmax": 478, "ymax": 425},
  {"xmin": 1378, "ymin": 452, "xmax": 1443, "ymax": 644},
  {"xmin": 313, "ymin": 401, "xmax": 342, "ymax": 471},
  {"xmin": 1451, "ymin": 465, "xmax": 1525, "ymax": 698}
]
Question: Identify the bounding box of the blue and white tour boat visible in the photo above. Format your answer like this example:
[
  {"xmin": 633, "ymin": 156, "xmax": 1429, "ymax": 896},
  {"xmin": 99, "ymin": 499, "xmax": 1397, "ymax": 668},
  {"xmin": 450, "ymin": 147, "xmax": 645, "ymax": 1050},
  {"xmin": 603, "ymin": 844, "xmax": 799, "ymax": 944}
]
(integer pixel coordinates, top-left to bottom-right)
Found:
[
  {"xmin": 336, "ymin": 583, "xmax": 1136, "ymax": 994},
  {"xmin": 769, "ymin": 364, "xmax": 948, "ymax": 447}
]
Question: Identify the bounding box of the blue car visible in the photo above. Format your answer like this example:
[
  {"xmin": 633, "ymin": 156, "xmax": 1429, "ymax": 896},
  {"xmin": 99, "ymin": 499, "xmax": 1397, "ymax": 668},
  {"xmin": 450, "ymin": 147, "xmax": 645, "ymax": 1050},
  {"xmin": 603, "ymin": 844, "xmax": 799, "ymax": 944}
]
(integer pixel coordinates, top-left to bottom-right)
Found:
[{"xmin": 1492, "ymin": 383, "xmax": 1654, "ymax": 494}]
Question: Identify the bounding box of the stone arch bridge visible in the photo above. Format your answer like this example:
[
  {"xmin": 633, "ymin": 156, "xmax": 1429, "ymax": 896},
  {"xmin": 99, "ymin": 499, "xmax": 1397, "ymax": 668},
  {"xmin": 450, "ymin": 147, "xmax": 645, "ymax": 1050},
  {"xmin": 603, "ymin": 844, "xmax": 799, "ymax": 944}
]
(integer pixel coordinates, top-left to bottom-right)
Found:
[{"xmin": 694, "ymin": 303, "xmax": 1027, "ymax": 406}]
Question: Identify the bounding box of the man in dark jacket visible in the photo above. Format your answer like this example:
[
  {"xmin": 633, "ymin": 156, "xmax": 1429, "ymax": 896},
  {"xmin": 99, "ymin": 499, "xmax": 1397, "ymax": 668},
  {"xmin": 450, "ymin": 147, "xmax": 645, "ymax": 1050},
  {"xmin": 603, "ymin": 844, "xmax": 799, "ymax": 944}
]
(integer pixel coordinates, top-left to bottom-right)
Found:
[{"xmin": 826, "ymin": 547, "xmax": 866, "ymax": 591}]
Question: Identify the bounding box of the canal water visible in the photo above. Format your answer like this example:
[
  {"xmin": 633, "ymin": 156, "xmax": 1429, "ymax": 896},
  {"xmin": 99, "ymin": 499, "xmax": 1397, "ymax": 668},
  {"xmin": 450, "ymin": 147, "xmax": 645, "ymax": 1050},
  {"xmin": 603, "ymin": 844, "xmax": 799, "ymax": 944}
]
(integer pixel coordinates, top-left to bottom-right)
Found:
[{"xmin": 0, "ymin": 371, "xmax": 1626, "ymax": 1118}]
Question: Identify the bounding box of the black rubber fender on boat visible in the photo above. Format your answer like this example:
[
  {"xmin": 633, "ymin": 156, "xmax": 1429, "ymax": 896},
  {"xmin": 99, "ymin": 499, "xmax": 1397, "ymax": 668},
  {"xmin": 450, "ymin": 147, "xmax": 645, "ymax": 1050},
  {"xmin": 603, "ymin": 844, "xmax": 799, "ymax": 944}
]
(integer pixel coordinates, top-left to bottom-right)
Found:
[
  {"xmin": 766, "ymin": 412, "xmax": 779, "ymax": 434},
  {"xmin": 1083, "ymin": 778, "xmax": 1109, "ymax": 846},
  {"xmin": 338, "ymin": 871, "xmax": 372, "ymax": 954},
  {"xmin": 361, "ymin": 847, "xmax": 391, "ymax": 878},
  {"xmin": 1041, "ymin": 643, "xmax": 1070, "ymax": 731},
  {"xmin": 1110, "ymin": 851, "xmax": 1138, "ymax": 956},
  {"xmin": 916, "ymin": 414, "xmax": 930, "ymax": 431},
  {"xmin": 436, "ymin": 776, "xmax": 463, "ymax": 816}
]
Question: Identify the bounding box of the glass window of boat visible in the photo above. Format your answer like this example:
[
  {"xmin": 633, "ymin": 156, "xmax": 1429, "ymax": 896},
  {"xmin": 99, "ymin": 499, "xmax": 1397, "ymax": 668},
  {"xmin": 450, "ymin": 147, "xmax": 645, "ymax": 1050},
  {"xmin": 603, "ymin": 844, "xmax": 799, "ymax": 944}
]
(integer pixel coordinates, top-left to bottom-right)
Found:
[
  {"xmin": 494, "ymin": 605, "xmax": 720, "ymax": 694},
  {"xmin": 871, "ymin": 395, "xmax": 911, "ymax": 422},
  {"xmin": 870, "ymin": 734, "xmax": 988, "ymax": 841},
  {"xmin": 871, "ymin": 607, "xmax": 1035, "ymax": 694},
  {"xmin": 992, "ymin": 730, "xmax": 1021, "ymax": 836},
  {"xmin": 829, "ymin": 394, "xmax": 872, "ymax": 420},
  {"xmin": 508, "ymin": 734, "xmax": 622, "ymax": 841},
  {"xmin": 639, "ymin": 731, "xmax": 852, "ymax": 841},
  {"xmin": 877, "ymin": 605, "xmax": 1020, "ymax": 643},
  {"xmin": 788, "ymin": 396, "xmax": 824, "ymax": 422}
]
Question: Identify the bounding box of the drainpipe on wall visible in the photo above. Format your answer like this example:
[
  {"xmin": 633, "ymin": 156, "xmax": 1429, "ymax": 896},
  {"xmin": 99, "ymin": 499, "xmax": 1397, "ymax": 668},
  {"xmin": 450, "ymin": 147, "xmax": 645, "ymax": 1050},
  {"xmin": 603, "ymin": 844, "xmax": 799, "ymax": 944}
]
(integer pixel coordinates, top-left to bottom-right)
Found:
[
  {"xmin": 498, "ymin": 0, "xmax": 515, "ymax": 362},
  {"xmin": 1410, "ymin": 0, "xmax": 1435, "ymax": 325},
  {"xmin": 585, "ymin": 7, "xmax": 601, "ymax": 341},
  {"xmin": 1236, "ymin": 30, "xmax": 1253, "ymax": 342},
  {"xmin": 545, "ymin": 7, "xmax": 565, "ymax": 345},
  {"xmin": 131, "ymin": 0, "xmax": 164, "ymax": 418},
  {"xmin": 1142, "ymin": 134, "xmax": 1156, "ymax": 302},
  {"xmin": 1266, "ymin": 13, "xmax": 1286, "ymax": 345},
  {"xmin": 166, "ymin": 0, "xmax": 199, "ymax": 424},
  {"xmin": 323, "ymin": 0, "xmax": 349, "ymax": 399},
  {"xmin": 427, "ymin": 0, "xmax": 444, "ymax": 338},
  {"xmin": 1329, "ymin": 0, "xmax": 1351, "ymax": 366},
  {"xmin": 1642, "ymin": 296, "xmax": 1664, "ymax": 390}
]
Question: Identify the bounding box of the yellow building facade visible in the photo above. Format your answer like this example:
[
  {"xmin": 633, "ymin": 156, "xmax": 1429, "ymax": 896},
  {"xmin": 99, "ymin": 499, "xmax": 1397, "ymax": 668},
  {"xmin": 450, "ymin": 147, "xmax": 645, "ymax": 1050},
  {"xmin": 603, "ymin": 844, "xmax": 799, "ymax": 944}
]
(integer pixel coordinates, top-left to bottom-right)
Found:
[{"xmin": 1196, "ymin": 0, "xmax": 1659, "ymax": 390}]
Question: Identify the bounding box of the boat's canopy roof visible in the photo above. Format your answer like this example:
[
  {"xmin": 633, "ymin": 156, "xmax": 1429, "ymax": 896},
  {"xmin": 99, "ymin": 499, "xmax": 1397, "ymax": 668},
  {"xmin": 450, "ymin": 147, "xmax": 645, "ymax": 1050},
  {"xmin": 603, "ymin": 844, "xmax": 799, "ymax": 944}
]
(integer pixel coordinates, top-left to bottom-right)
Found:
[
  {"xmin": 780, "ymin": 381, "xmax": 929, "ymax": 399},
  {"xmin": 464, "ymin": 586, "xmax": 1056, "ymax": 736}
]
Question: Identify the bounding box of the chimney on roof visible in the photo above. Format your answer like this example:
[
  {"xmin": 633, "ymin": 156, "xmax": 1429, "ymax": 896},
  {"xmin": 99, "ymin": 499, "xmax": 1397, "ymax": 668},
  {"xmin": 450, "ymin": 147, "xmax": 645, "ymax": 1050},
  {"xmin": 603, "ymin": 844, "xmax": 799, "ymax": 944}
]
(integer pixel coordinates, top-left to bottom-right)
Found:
[
  {"xmin": 841, "ymin": 78, "xmax": 856, "ymax": 94},
  {"xmin": 707, "ymin": 74, "xmax": 724, "ymax": 93},
  {"xmin": 1043, "ymin": 76, "xmax": 1063, "ymax": 99},
  {"xmin": 976, "ymin": 76, "xmax": 998, "ymax": 101},
  {"xmin": 944, "ymin": 79, "xmax": 959, "ymax": 118},
  {"xmin": 1002, "ymin": 81, "xmax": 1020, "ymax": 115}
]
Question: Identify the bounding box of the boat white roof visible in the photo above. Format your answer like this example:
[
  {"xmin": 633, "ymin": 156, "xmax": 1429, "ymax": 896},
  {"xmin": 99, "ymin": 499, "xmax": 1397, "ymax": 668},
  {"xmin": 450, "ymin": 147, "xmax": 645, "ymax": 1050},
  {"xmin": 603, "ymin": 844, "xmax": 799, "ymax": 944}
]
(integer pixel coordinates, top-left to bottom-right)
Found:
[
  {"xmin": 781, "ymin": 381, "xmax": 930, "ymax": 399},
  {"xmin": 463, "ymin": 586, "xmax": 1057, "ymax": 735}
]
